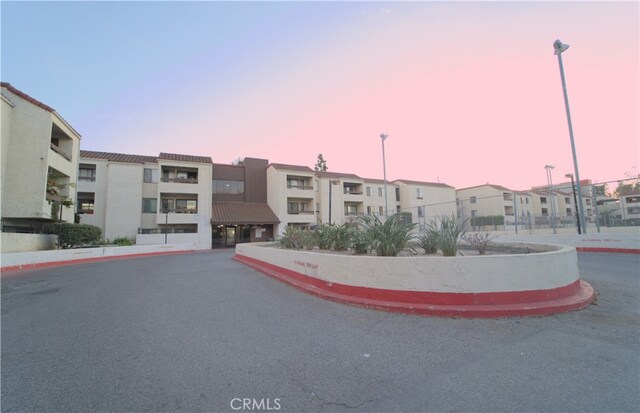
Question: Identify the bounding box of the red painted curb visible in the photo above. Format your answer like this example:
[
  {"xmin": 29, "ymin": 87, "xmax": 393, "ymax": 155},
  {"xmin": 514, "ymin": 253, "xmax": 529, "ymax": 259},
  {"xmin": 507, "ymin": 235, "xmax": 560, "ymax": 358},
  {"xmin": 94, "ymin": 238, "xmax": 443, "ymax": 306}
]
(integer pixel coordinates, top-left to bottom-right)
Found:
[
  {"xmin": 1, "ymin": 250, "xmax": 197, "ymax": 275},
  {"xmin": 576, "ymin": 247, "xmax": 640, "ymax": 254},
  {"xmin": 234, "ymin": 254, "xmax": 595, "ymax": 318}
]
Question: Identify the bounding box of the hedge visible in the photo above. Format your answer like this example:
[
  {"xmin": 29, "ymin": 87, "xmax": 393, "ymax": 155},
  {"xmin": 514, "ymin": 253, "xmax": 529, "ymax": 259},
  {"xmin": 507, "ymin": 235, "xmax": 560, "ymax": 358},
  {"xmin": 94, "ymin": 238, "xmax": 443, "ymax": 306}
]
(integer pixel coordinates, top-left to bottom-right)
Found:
[{"xmin": 56, "ymin": 223, "xmax": 102, "ymax": 249}]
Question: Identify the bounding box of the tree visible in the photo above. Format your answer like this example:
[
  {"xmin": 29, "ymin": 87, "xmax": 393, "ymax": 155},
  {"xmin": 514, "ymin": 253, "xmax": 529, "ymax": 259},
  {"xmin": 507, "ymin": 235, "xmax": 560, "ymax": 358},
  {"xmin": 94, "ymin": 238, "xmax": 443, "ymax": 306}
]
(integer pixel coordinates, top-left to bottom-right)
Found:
[
  {"xmin": 314, "ymin": 153, "xmax": 328, "ymax": 172},
  {"xmin": 612, "ymin": 170, "xmax": 640, "ymax": 198}
]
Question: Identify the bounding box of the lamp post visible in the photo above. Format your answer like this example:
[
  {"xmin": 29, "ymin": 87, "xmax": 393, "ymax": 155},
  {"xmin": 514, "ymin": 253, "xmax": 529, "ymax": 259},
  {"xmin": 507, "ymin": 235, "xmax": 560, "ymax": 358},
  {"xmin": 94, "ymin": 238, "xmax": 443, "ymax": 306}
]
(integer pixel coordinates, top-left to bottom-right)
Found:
[
  {"xmin": 565, "ymin": 173, "xmax": 581, "ymax": 234},
  {"xmin": 380, "ymin": 133, "xmax": 389, "ymax": 218},
  {"xmin": 554, "ymin": 39, "xmax": 586, "ymax": 234},
  {"xmin": 545, "ymin": 165, "xmax": 557, "ymax": 234}
]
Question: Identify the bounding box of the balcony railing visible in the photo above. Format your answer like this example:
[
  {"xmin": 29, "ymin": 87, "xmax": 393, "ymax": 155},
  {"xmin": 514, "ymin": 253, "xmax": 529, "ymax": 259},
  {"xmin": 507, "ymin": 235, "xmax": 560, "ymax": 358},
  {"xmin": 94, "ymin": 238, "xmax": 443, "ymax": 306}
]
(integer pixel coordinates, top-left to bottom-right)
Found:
[
  {"xmin": 161, "ymin": 177, "xmax": 198, "ymax": 184},
  {"xmin": 344, "ymin": 190, "xmax": 363, "ymax": 195},
  {"xmin": 288, "ymin": 210, "xmax": 314, "ymax": 215},
  {"xmin": 287, "ymin": 184, "xmax": 313, "ymax": 190},
  {"xmin": 50, "ymin": 143, "xmax": 72, "ymax": 161}
]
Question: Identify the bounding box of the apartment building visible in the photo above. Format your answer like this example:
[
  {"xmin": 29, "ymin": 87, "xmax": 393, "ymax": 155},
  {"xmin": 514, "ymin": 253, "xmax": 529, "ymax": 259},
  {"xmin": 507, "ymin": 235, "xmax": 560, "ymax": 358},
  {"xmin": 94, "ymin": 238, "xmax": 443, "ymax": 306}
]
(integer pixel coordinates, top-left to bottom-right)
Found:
[
  {"xmin": 456, "ymin": 184, "xmax": 518, "ymax": 225},
  {"xmin": 1, "ymin": 83, "xmax": 81, "ymax": 231},
  {"xmin": 316, "ymin": 171, "xmax": 366, "ymax": 226},
  {"xmin": 393, "ymin": 180, "xmax": 456, "ymax": 226},
  {"xmin": 531, "ymin": 179, "xmax": 594, "ymax": 222},
  {"xmin": 212, "ymin": 158, "xmax": 279, "ymax": 248},
  {"xmin": 620, "ymin": 190, "xmax": 640, "ymax": 223},
  {"xmin": 267, "ymin": 163, "xmax": 317, "ymax": 235},
  {"xmin": 363, "ymin": 178, "xmax": 399, "ymax": 217},
  {"xmin": 78, "ymin": 151, "xmax": 213, "ymax": 248}
]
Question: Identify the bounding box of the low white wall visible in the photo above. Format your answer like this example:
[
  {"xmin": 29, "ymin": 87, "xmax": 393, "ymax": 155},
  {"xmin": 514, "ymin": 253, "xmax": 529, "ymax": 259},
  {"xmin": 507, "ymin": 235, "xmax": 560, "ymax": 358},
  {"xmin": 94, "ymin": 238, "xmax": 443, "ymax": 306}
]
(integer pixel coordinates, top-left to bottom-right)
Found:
[
  {"xmin": 1, "ymin": 233, "xmax": 57, "ymax": 253},
  {"xmin": 135, "ymin": 233, "xmax": 204, "ymax": 247},
  {"xmin": 495, "ymin": 232, "xmax": 639, "ymax": 251},
  {"xmin": 1, "ymin": 243, "xmax": 198, "ymax": 270},
  {"xmin": 235, "ymin": 243, "xmax": 580, "ymax": 293}
]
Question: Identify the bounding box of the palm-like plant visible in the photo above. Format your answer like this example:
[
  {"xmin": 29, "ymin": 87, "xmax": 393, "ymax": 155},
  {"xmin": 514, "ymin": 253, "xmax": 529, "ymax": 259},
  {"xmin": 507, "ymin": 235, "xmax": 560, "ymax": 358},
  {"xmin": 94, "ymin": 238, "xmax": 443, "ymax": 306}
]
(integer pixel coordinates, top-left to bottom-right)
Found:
[
  {"xmin": 359, "ymin": 214, "xmax": 417, "ymax": 257},
  {"xmin": 427, "ymin": 215, "xmax": 466, "ymax": 257}
]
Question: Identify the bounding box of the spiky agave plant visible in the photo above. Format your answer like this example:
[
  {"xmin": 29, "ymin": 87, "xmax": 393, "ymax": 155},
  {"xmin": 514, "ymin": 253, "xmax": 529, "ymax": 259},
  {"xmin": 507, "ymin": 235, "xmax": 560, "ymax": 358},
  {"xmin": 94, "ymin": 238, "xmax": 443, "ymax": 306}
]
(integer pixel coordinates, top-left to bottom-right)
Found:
[
  {"xmin": 428, "ymin": 215, "xmax": 466, "ymax": 256},
  {"xmin": 359, "ymin": 214, "xmax": 417, "ymax": 257}
]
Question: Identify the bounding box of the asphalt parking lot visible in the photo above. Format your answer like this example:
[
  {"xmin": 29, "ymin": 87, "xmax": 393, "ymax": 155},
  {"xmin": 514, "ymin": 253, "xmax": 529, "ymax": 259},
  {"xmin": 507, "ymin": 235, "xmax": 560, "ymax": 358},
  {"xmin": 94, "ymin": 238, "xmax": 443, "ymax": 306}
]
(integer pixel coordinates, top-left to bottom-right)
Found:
[{"xmin": 1, "ymin": 250, "xmax": 638, "ymax": 412}]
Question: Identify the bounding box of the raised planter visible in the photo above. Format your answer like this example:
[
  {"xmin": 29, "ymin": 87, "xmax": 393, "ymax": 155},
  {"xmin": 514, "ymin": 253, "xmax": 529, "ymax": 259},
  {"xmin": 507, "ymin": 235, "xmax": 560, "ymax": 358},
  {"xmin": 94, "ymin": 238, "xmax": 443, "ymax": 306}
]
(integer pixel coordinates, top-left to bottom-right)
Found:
[{"xmin": 234, "ymin": 242, "xmax": 594, "ymax": 318}]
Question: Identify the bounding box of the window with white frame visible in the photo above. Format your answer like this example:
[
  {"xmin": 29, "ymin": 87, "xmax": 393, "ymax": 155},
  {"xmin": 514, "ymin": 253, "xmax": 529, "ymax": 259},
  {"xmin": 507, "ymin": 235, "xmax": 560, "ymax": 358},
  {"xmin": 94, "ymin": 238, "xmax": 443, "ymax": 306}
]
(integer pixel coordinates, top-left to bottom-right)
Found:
[{"xmin": 416, "ymin": 188, "xmax": 423, "ymax": 199}]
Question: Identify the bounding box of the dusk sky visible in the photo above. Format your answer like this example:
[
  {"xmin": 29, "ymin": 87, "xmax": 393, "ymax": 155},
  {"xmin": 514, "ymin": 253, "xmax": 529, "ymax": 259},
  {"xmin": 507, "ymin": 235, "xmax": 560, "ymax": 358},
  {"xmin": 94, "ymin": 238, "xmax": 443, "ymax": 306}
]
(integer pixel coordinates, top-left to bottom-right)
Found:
[{"xmin": 2, "ymin": 1, "xmax": 638, "ymax": 190}]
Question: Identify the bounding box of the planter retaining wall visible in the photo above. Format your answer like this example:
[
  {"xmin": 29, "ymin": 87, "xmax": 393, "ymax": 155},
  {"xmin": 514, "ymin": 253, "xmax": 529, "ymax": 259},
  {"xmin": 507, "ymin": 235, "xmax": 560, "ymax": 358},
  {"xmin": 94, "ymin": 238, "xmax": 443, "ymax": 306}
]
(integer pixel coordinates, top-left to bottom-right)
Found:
[{"xmin": 234, "ymin": 242, "xmax": 594, "ymax": 318}]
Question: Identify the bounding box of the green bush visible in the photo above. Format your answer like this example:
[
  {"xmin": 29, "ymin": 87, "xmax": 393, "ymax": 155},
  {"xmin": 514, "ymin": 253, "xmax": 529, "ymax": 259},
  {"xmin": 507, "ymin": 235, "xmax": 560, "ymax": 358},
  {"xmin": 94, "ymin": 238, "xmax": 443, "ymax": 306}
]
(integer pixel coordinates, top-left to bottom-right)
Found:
[
  {"xmin": 56, "ymin": 223, "xmax": 102, "ymax": 249},
  {"xmin": 359, "ymin": 214, "xmax": 417, "ymax": 257},
  {"xmin": 416, "ymin": 230, "xmax": 439, "ymax": 254},
  {"xmin": 328, "ymin": 224, "xmax": 353, "ymax": 251},
  {"xmin": 351, "ymin": 227, "xmax": 369, "ymax": 255},
  {"xmin": 112, "ymin": 237, "xmax": 134, "ymax": 246},
  {"xmin": 427, "ymin": 215, "xmax": 466, "ymax": 257},
  {"xmin": 278, "ymin": 225, "xmax": 315, "ymax": 250},
  {"xmin": 313, "ymin": 224, "xmax": 334, "ymax": 250}
]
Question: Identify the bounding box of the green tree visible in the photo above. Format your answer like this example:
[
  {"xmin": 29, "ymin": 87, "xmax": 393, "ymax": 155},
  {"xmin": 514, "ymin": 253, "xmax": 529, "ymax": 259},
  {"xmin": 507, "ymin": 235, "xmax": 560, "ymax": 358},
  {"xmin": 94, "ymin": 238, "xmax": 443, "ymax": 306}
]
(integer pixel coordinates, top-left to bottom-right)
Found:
[{"xmin": 314, "ymin": 154, "xmax": 328, "ymax": 172}]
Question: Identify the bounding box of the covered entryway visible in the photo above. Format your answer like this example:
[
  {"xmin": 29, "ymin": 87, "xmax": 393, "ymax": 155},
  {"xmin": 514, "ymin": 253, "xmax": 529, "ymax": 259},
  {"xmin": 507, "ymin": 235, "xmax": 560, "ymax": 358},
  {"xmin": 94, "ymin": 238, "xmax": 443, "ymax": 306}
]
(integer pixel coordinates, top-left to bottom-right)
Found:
[{"xmin": 211, "ymin": 202, "xmax": 280, "ymax": 248}]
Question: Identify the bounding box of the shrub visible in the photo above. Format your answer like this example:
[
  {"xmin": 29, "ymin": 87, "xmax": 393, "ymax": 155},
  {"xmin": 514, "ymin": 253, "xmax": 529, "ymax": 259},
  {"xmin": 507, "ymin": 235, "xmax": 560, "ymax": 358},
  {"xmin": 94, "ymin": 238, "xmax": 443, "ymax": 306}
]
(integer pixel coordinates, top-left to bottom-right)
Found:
[
  {"xmin": 416, "ymin": 230, "xmax": 439, "ymax": 254},
  {"xmin": 427, "ymin": 215, "xmax": 466, "ymax": 257},
  {"xmin": 360, "ymin": 214, "xmax": 417, "ymax": 257},
  {"xmin": 461, "ymin": 232, "xmax": 495, "ymax": 255},
  {"xmin": 56, "ymin": 223, "xmax": 102, "ymax": 249},
  {"xmin": 112, "ymin": 237, "xmax": 134, "ymax": 246},
  {"xmin": 329, "ymin": 224, "xmax": 353, "ymax": 251},
  {"xmin": 313, "ymin": 224, "xmax": 334, "ymax": 250},
  {"xmin": 278, "ymin": 225, "xmax": 315, "ymax": 250},
  {"xmin": 351, "ymin": 227, "xmax": 369, "ymax": 255}
]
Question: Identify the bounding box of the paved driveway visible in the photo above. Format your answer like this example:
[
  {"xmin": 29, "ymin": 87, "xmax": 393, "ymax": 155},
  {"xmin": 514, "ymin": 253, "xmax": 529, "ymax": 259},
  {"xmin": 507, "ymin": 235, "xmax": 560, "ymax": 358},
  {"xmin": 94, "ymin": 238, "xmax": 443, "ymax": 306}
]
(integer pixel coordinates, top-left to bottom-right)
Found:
[{"xmin": 2, "ymin": 251, "xmax": 638, "ymax": 412}]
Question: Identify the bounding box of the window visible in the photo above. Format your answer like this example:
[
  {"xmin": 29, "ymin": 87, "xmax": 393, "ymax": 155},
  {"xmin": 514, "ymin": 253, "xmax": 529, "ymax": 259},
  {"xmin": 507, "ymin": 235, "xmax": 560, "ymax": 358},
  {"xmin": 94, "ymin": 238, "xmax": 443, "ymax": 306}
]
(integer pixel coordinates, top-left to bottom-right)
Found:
[
  {"xmin": 287, "ymin": 202, "xmax": 299, "ymax": 213},
  {"xmin": 142, "ymin": 198, "xmax": 157, "ymax": 213},
  {"xmin": 566, "ymin": 208, "xmax": 572, "ymax": 216},
  {"xmin": 378, "ymin": 187, "xmax": 383, "ymax": 197},
  {"xmin": 565, "ymin": 197, "xmax": 571, "ymax": 204},
  {"xmin": 628, "ymin": 207, "xmax": 640, "ymax": 215},
  {"xmin": 542, "ymin": 208, "xmax": 548, "ymax": 216},
  {"xmin": 379, "ymin": 206, "xmax": 384, "ymax": 216},
  {"xmin": 144, "ymin": 168, "xmax": 159, "ymax": 183},
  {"xmin": 395, "ymin": 188, "xmax": 400, "ymax": 202},
  {"xmin": 396, "ymin": 206, "xmax": 401, "ymax": 213},
  {"xmin": 175, "ymin": 199, "xmax": 197, "ymax": 213},
  {"xmin": 416, "ymin": 188, "xmax": 423, "ymax": 199},
  {"xmin": 367, "ymin": 206, "xmax": 374, "ymax": 215},
  {"xmin": 345, "ymin": 204, "xmax": 358, "ymax": 215},
  {"xmin": 526, "ymin": 198, "xmax": 530, "ymax": 204},
  {"xmin": 540, "ymin": 197, "xmax": 547, "ymax": 204},
  {"xmin": 366, "ymin": 187, "xmax": 371, "ymax": 196},
  {"xmin": 77, "ymin": 192, "xmax": 95, "ymax": 214},
  {"xmin": 79, "ymin": 164, "xmax": 96, "ymax": 182},
  {"xmin": 213, "ymin": 180, "xmax": 245, "ymax": 195},
  {"xmin": 586, "ymin": 199, "xmax": 592, "ymax": 206},
  {"xmin": 470, "ymin": 196, "xmax": 477, "ymax": 204},
  {"xmin": 418, "ymin": 206, "xmax": 424, "ymax": 217},
  {"xmin": 626, "ymin": 196, "xmax": 640, "ymax": 204},
  {"xmin": 161, "ymin": 199, "xmax": 174, "ymax": 212},
  {"xmin": 471, "ymin": 210, "xmax": 477, "ymax": 217}
]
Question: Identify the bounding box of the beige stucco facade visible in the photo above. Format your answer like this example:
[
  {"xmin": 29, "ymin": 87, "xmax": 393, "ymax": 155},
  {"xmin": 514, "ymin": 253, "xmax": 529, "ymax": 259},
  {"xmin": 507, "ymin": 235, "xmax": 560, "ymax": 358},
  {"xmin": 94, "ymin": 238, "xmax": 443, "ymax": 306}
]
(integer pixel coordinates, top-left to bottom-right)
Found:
[
  {"xmin": 267, "ymin": 164, "xmax": 317, "ymax": 235},
  {"xmin": 1, "ymin": 83, "xmax": 81, "ymax": 224}
]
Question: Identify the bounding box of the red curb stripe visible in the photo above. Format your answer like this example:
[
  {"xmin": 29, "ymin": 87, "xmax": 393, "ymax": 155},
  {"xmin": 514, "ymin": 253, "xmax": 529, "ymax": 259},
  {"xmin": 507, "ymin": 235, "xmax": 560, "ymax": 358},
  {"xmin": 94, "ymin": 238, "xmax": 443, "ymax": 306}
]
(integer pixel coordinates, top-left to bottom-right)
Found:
[
  {"xmin": 234, "ymin": 254, "xmax": 595, "ymax": 318},
  {"xmin": 576, "ymin": 247, "xmax": 640, "ymax": 254},
  {"xmin": 1, "ymin": 250, "xmax": 196, "ymax": 275}
]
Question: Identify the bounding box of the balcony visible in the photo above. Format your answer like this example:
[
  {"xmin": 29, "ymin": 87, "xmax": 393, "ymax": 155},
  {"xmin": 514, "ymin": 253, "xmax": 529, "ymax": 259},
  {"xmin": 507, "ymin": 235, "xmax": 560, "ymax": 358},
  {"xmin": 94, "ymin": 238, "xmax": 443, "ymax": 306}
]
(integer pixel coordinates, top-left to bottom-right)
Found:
[
  {"xmin": 161, "ymin": 167, "xmax": 198, "ymax": 185},
  {"xmin": 50, "ymin": 142, "xmax": 71, "ymax": 161}
]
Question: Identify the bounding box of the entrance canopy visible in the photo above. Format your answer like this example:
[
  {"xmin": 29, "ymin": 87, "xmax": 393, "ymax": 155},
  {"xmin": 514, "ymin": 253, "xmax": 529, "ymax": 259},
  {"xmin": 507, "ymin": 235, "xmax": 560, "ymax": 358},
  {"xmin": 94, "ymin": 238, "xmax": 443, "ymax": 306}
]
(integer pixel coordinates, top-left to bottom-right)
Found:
[{"xmin": 211, "ymin": 202, "xmax": 280, "ymax": 225}]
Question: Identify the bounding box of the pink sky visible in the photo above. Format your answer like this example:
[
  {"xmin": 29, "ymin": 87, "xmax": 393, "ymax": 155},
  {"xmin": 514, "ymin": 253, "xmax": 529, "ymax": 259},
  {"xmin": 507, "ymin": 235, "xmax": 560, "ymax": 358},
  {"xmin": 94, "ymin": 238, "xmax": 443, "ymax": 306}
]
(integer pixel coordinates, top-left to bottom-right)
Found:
[{"xmin": 71, "ymin": 2, "xmax": 638, "ymax": 191}]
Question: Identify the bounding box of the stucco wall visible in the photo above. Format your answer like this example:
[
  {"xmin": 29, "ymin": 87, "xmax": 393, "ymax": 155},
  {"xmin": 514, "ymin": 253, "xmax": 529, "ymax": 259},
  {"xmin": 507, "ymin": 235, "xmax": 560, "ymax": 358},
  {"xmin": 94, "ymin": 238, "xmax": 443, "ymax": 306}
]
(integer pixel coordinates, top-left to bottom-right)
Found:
[
  {"xmin": 1, "ymin": 233, "xmax": 57, "ymax": 253},
  {"xmin": 105, "ymin": 163, "xmax": 143, "ymax": 240},
  {"xmin": 235, "ymin": 242, "xmax": 580, "ymax": 293}
]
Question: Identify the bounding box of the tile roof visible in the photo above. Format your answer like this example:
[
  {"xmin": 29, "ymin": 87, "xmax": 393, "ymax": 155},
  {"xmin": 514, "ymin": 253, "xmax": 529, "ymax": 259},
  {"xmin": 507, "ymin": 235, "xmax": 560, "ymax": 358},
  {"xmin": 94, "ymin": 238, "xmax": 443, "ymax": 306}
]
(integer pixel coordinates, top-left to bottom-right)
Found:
[
  {"xmin": 316, "ymin": 171, "xmax": 362, "ymax": 180},
  {"xmin": 158, "ymin": 152, "xmax": 213, "ymax": 164},
  {"xmin": 393, "ymin": 179, "xmax": 454, "ymax": 189},
  {"xmin": 363, "ymin": 178, "xmax": 388, "ymax": 184},
  {"xmin": 456, "ymin": 184, "xmax": 514, "ymax": 192},
  {"xmin": 268, "ymin": 163, "xmax": 314, "ymax": 172},
  {"xmin": 80, "ymin": 150, "xmax": 158, "ymax": 164},
  {"xmin": 211, "ymin": 202, "xmax": 280, "ymax": 225},
  {"xmin": 1, "ymin": 82, "xmax": 54, "ymax": 112},
  {"xmin": 2, "ymin": 82, "xmax": 82, "ymax": 138}
]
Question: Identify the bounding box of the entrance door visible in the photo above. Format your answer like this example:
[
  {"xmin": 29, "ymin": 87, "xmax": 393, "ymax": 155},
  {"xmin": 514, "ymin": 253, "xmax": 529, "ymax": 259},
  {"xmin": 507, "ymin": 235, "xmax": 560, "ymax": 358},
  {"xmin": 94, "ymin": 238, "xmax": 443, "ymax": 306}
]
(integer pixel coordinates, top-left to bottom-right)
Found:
[{"xmin": 225, "ymin": 226, "xmax": 236, "ymax": 247}]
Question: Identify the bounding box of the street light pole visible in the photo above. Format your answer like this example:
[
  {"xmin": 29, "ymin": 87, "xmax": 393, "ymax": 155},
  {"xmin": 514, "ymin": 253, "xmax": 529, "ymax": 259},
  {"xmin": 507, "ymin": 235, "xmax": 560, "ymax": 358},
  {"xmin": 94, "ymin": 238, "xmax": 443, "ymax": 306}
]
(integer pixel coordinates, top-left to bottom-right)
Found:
[
  {"xmin": 565, "ymin": 173, "xmax": 581, "ymax": 234},
  {"xmin": 554, "ymin": 39, "xmax": 587, "ymax": 234},
  {"xmin": 380, "ymin": 133, "xmax": 389, "ymax": 218},
  {"xmin": 545, "ymin": 165, "xmax": 557, "ymax": 234}
]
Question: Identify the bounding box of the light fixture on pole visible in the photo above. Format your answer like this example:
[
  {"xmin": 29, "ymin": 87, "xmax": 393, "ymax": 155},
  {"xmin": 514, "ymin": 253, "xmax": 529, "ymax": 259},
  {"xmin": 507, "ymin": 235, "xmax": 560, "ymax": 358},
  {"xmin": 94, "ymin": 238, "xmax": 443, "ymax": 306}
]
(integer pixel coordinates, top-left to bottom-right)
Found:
[
  {"xmin": 554, "ymin": 39, "xmax": 586, "ymax": 234},
  {"xmin": 565, "ymin": 173, "xmax": 581, "ymax": 234},
  {"xmin": 380, "ymin": 133, "xmax": 389, "ymax": 218},
  {"xmin": 545, "ymin": 165, "xmax": 557, "ymax": 234}
]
